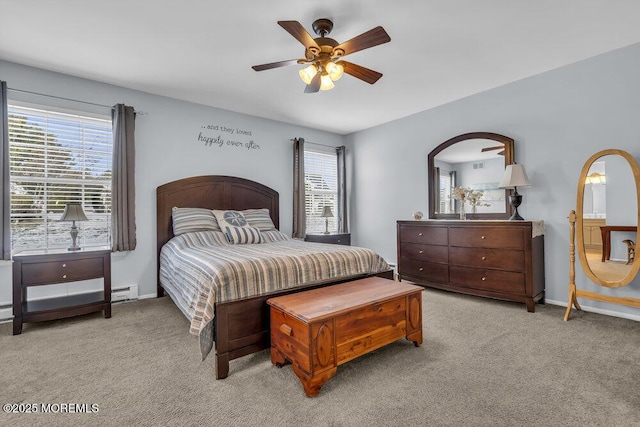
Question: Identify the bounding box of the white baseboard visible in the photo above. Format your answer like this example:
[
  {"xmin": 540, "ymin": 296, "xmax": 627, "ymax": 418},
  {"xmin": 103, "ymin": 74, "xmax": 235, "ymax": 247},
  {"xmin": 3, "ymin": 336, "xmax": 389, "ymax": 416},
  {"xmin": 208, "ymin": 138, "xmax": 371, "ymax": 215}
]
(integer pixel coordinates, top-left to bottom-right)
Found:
[
  {"xmin": 0, "ymin": 306, "xmax": 12, "ymax": 322},
  {"xmin": 546, "ymin": 298, "xmax": 640, "ymax": 322}
]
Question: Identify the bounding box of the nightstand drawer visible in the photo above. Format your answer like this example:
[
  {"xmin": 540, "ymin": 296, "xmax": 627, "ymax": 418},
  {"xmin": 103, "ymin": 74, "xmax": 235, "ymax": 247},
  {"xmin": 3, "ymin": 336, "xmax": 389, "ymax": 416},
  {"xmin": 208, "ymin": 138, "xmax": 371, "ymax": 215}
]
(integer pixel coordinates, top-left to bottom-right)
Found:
[
  {"xmin": 305, "ymin": 233, "xmax": 351, "ymax": 245},
  {"xmin": 21, "ymin": 257, "xmax": 105, "ymax": 285}
]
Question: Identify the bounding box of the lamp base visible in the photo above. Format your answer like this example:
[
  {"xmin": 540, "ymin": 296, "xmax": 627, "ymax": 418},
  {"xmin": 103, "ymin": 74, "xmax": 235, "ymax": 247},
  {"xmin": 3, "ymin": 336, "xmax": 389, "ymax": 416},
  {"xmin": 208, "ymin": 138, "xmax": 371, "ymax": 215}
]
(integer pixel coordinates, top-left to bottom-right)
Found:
[
  {"xmin": 68, "ymin": 224, "xmax": 81, "ymax": 251},
  {"xmin": 508, "ymin": 193, "xmax": 525, "ymax": 221}
]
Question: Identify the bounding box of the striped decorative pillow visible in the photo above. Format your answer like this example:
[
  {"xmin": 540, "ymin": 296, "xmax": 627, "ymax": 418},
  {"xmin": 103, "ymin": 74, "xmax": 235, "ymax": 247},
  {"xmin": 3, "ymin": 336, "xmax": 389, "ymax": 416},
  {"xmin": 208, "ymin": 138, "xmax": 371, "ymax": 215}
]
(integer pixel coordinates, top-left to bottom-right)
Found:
[
  {"xmin": 171, "ymin": 207, "xmax": 220, "ymax": 235},
  {"xmin": 224, "ymin": 225, "xmax": 263, "ymax": 244},
  {"xmin": 242, "ymin": 208, "xmax": 276, "ymax": 231}
]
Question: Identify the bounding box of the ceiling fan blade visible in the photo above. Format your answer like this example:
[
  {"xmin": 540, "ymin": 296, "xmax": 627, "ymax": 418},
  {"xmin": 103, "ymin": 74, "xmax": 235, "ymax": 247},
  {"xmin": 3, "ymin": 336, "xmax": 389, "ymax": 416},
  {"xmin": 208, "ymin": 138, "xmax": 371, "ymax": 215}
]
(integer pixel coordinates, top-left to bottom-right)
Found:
[
  {"xmin": 341, "ymin": 61, "xmax": 383, "ymax": 84},
  {"xmin": 481, "ymin": 146, "xmax": 504, "ymax": 152},
  {"xmin": 304, "ymin": 73, "xmax": 321, "ymax": 93},
  {"xmin": 252, "ymin": 59, "xmax": 300, "ymax": 72},
  {"xmin": 278, "ymin": 21, "xmax": 320, "ymax": 50},
  {"xmin": 335, "ymin": 26, "xmax": 390, "ymax": 56}
]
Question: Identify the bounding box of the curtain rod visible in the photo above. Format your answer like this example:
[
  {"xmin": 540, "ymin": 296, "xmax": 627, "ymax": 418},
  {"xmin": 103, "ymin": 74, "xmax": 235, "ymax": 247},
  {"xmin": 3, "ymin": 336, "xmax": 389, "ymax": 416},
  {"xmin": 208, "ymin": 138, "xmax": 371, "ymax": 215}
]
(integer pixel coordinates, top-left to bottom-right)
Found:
[
  {"xmin": 291, "ymin": 138, "xmax": 342, "ymax": 149},
  {"xmin": 7, "ymin": 87, "xmax": 147, "ymax": 115}
]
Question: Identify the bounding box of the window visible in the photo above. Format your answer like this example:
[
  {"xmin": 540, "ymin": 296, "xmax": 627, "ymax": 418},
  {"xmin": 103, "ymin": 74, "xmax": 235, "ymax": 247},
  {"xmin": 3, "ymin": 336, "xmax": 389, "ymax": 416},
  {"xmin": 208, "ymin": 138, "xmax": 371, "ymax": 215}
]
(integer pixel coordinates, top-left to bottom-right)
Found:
[
  {"xmin": 304, "ymin": 149, "xmax": 338, "ymax": 234},
  {"xmin": 8, "ymin": 104, "xmax": 113, "ymax": 253}
]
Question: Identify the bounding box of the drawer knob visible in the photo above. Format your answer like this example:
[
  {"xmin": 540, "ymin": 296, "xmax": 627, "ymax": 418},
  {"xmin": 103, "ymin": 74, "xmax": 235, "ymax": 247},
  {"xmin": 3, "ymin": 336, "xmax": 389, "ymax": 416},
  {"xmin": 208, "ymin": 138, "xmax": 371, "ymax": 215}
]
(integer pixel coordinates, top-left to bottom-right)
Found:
[
  {"xmin": 337, "ymin": 240, "xmax": 341, "ymax": 243},
  {"xmin": 482, "ymin": 277, "xmax": 486, "ymax": 281},
  {"xmin": 62, "ymin": 263, "xmax": 67, "ymax": 268},
  {"xmin": 418, "ymin": 232, "xmax": 423, "ymax": 236},
  {"xmin": 62, "ymin": 274, "xmax": 67, "ymax": 279},
  {"xmin": 279, "ymin": 324, "xmax": 293, "ymax": 336},
  {"xmin": 419, "ymin": 267, "xmax": 424, "ymax": 271},
  {"xmin": 482, "ymin": 256, "xmax": 486, "ymax": 261},
  {"xmin": 481, "ymin": 236, "xmax": 486, "ymax": 239},
  {"xmin": 419, "ymin": 250, "xmax": 424, "ymax": 254}
]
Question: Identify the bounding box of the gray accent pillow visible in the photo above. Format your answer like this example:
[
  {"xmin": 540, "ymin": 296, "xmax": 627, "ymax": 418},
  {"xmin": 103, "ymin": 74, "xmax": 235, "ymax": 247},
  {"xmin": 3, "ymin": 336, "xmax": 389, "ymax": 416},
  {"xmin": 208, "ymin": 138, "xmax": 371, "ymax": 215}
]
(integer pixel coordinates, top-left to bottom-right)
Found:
[
  {"xmin": 242, "ymin": 208, "xmax": 276, "ymax": 231},
  {"xmin": 171, "ymin": 207, "xmax": 220, "ymax": 235}
]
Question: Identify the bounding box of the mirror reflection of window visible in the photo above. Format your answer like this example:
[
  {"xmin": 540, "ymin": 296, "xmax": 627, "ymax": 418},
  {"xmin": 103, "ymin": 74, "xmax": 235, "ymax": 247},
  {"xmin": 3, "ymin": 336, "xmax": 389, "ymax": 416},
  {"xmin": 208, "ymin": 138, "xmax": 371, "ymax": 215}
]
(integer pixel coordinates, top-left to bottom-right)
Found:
[{"xmin": 438, "ymin": 170, "xmax": 454, "ymax": 214}]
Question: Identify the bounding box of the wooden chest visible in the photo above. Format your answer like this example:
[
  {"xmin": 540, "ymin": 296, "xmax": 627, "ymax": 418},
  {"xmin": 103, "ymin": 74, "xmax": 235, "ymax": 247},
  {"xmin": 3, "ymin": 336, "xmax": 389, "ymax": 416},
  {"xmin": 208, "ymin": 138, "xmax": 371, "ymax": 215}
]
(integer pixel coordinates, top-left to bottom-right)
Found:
[{"xmin": 267, "ymin": 277, "xmax": 423, "ymax": 397}]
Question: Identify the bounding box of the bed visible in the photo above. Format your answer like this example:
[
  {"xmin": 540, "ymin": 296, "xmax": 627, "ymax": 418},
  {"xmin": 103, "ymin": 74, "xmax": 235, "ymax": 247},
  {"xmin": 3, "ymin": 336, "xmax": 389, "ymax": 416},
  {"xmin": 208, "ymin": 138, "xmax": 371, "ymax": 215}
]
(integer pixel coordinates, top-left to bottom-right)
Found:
[{"xmin": 156, "ymin": 175, "xmax": 392, "ymax": 379}]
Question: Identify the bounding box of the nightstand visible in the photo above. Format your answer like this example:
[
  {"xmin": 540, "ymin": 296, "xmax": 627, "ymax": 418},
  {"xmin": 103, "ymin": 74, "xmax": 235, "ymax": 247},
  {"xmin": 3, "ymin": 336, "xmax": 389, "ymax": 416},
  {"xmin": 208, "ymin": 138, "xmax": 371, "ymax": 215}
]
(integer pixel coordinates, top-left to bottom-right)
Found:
[
  {"xmin": 304, "ymin": 233, "xmax": 351, "ymax": 246},
  {"xmin": 12, "ymin": 248, "xmax": 111, "ymax": 335}
]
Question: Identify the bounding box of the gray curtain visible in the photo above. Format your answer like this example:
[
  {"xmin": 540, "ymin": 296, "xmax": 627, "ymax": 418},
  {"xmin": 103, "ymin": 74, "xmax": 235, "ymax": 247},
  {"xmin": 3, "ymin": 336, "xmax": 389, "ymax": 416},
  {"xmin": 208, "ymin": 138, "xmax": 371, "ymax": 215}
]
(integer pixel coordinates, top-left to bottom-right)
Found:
[
  {"xmin": 336, "ymin": 145, "xmax": 348, "ymax": 233},
  {"xmin": 111, "ymin": 104, "xmax": 136, "ymax": 251},
  {"xmin": 0, "ymin": 81, "xmax": 9, "ymax": 260},
  {"xmin": 292, "ymin": 137, "xmax": 306, "ymax": 238}
]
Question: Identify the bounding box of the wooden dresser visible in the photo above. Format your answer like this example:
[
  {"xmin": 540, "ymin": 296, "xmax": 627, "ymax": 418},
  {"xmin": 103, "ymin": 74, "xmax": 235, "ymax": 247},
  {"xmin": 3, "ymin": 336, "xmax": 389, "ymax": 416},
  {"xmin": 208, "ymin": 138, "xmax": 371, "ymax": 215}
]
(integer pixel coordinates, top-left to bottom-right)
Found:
[{"xmin": 397, "ymin": 220, "xmax": 545, "ymax": 312}]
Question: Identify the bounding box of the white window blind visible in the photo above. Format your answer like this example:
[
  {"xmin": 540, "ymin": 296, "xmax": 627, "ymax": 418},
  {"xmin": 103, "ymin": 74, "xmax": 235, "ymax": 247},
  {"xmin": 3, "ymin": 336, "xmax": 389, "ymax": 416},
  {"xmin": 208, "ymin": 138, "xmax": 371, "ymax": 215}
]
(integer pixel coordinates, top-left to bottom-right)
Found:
[
  {"xmin": 304, "ymin": 149, "xmax": 338, "ymax": 234},
  {"xmin": 8, "ymin": 105, "xmax": 113, "ymax": 253}
]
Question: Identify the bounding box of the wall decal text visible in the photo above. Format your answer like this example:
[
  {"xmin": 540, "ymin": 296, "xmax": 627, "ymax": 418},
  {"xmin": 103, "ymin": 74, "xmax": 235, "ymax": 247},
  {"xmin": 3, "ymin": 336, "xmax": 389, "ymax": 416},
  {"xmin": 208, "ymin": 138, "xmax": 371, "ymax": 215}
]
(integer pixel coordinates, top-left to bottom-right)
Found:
[{"xmin": 198, "ymin": 124, "xmax": 261, "ymax": 150}]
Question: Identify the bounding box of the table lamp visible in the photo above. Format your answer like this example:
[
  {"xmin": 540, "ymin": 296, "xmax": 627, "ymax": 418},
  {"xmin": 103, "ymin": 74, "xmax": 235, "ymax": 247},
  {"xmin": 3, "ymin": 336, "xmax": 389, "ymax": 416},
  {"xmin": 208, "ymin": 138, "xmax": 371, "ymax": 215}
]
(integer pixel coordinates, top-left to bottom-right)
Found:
[
  {"xmin": 498, "ymin": 164, "xmax": 531, "ymax": 221},
  {"xmin": 60, "ymin": 203, "xmax": 89, "ymax": 251},
  {"xmin": 321, "ymin": 205, "xmax": 334, "ymax": 234}
]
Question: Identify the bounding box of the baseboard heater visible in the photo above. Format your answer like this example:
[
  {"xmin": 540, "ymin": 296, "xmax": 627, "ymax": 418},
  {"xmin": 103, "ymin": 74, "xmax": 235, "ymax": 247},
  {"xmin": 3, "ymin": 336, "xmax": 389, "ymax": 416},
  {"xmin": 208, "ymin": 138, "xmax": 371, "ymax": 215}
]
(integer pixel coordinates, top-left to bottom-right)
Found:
[
  {"xmin": 111, "ymin": 284, "xmax": 139, "ymax": 302},
  {"xmin": 0, "ymin": 303, "xmax": 12, "ymax": 322}
]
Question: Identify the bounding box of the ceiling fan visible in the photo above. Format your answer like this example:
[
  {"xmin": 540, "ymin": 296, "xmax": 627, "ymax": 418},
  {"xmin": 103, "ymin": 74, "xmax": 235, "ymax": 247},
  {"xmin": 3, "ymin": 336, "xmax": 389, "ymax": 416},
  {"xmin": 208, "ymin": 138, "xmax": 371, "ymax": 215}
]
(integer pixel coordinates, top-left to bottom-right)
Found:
[
  {"xmin": 251, "ymin": 19, "xmax": 391, "ymax": 93},
  {"xmin": 481, "ymin": 146, "xmax": 505, "ymax": 156}
]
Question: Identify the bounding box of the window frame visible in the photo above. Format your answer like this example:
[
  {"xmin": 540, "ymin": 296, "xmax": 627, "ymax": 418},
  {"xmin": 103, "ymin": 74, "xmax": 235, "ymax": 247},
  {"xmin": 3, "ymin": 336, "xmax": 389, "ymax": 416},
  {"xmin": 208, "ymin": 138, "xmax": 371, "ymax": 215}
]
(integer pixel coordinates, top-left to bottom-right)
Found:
[
  {"xmin": 7, "ymin": 101, "xmax": 113, "ymax": 254},
  {"xmin": 304, "ymin": 146, "xmax": 339, "ymax": 234}
]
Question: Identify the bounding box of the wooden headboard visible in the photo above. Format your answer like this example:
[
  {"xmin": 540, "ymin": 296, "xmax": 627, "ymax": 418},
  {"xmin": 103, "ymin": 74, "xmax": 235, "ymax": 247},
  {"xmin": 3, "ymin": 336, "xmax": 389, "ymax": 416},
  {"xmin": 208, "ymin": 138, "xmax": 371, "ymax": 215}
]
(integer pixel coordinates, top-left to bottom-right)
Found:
[{"xmin": 156, "ymin": 175, "xmax": 280, "ymax": 295}]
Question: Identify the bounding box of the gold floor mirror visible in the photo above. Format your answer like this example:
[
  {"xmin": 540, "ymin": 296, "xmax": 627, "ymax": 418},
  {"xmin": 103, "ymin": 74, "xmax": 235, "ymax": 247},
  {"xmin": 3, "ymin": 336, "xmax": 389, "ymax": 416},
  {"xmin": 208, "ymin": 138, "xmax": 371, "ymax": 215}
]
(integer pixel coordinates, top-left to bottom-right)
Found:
[{"xmin": 565, "ymin": 148, "xmax": 640, "ymax": 321}]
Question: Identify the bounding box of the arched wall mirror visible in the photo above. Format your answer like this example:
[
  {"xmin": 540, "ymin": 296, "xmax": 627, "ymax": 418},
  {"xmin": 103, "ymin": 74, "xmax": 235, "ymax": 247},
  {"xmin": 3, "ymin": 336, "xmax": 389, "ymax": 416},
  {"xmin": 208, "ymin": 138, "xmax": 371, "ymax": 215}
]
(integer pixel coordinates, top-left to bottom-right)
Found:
[
  {"xmin": 565, "ymin": 149, "xmax": 640, "ymax": 320},
  {"xmin": 427, "ymin": 132, "xmax": 515, "ymax": 219},
  {"xmin": 576, "ymin": 149, "xmax": 640, "ymax": 287}
]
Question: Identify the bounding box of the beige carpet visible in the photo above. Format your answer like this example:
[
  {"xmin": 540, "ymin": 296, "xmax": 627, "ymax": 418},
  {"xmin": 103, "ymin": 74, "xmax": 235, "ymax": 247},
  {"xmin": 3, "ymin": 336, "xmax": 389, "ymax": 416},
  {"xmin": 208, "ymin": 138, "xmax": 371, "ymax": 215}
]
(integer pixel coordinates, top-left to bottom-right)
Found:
[{"xmin": 1, "ymin": 289, "xmax": 639, "ymax": 427}]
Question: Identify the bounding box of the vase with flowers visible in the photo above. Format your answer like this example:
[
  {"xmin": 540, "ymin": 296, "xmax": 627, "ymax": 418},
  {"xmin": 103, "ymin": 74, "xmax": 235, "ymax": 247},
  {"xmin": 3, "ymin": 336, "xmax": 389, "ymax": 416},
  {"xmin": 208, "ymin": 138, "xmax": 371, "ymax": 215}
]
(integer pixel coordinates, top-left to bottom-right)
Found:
[
  {"xmin": 452, "ymin": 186, "xmax": 468, "ymax": 220},
  {"xmin": 452, "ymin": 186, "xmax": 490, "ymax": 219}
]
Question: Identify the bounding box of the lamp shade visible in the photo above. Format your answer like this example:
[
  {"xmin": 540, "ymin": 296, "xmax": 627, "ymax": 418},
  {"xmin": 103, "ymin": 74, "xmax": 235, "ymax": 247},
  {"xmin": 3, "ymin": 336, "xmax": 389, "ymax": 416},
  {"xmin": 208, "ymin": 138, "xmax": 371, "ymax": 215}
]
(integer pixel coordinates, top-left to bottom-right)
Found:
[
  {"xmin": 321, "ymin": 206, "xmax": 334, "ymax": 218},
  {"xmin": 299, "ymin": 65, "xmax": 318, "ymax": 85},
  {"xmin": 319, "ymin": 73, "xmax": 335, "ymax": 91},
  {"xmin": 498, "ymin": 164, "xmax": 531, "ymax": 189},
  {"xmin": 60, "ymin": 203, "xmax": 89, "ymax": 222}
]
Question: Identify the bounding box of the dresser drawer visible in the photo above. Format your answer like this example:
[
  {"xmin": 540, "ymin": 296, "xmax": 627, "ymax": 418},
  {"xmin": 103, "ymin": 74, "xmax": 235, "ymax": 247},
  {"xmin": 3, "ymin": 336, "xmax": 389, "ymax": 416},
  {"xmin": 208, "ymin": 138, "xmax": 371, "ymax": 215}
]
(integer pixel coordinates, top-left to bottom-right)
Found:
[
  {"xmin": 21, "ymin": 257, "xmax": 105, "ymax": 285},
  {"xmin": 399, "ymin": 242, "xmax": 448, "ymax": 263},
  {"xmin": 449, "ymin": 227, "xmax": 524, "ymax": 250},
  {"xmin": 449, "ymin": 265, "xmax": 525, "ymax": 294},
  {"xmin": 399, "ymin": 258, "xmax": 449, "ymax": 283},
  {"xmin": 398, "ymin": 225, "xmax": 447, "ymax": 245},
  {"xmin": 449, "ymin": 247, "xmax": 525, "ymax": 271}
]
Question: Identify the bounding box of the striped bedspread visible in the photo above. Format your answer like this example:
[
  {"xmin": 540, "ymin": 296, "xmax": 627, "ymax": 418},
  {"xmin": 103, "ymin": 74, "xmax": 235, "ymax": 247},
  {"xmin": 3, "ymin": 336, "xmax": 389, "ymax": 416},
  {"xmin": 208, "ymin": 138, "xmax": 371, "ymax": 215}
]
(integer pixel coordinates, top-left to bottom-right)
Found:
[{"xmin": 159, "ymin": 230, "xmax": 389, "ymax": 356}]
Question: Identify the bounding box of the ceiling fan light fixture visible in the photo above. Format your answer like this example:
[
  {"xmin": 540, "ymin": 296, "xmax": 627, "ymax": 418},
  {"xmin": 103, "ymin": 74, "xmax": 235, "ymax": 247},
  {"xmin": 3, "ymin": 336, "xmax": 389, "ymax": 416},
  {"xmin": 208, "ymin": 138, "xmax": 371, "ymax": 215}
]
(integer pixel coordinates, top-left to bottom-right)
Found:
[
  {"xmin": 326, "ymin": 61, "xmax": 344, "ymax": 81},
  {"xmin": 319, "ymin": 73, "xmax": 334, "ymax": 91},
  {"xmin": 299, "ymin": 64, "xmax": 318, "ymax": 84}
]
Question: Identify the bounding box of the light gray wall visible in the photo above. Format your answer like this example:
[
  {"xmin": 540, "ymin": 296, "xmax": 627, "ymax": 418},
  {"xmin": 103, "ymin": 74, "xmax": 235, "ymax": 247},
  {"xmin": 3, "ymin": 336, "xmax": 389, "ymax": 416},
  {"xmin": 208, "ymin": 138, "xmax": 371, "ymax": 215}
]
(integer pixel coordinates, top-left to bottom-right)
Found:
[
  {"xmin": 0, "ymin": 60, "xmax": 344, "ymax": 305},
  {"xmin": 347, "ymin": 42, "xmax": 640, "ymax": 318}
]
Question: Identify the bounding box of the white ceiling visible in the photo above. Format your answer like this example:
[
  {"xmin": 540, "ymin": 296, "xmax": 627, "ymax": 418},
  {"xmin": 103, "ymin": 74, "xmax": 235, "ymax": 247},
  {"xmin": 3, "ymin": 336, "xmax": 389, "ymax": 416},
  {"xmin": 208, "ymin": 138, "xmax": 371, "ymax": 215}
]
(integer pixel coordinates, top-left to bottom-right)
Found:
[{"xmin": 1, "ymin": 1, "xmax": 640, "ymax": 135}]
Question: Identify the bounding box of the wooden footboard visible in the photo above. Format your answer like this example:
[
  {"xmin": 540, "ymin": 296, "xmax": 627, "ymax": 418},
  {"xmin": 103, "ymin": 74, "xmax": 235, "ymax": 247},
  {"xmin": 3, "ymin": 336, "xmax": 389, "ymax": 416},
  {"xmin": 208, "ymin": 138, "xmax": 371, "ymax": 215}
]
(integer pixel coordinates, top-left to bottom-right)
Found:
[{"xmin": 214, "ymin": 269, "xmax": 394, "ymax": 379}]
